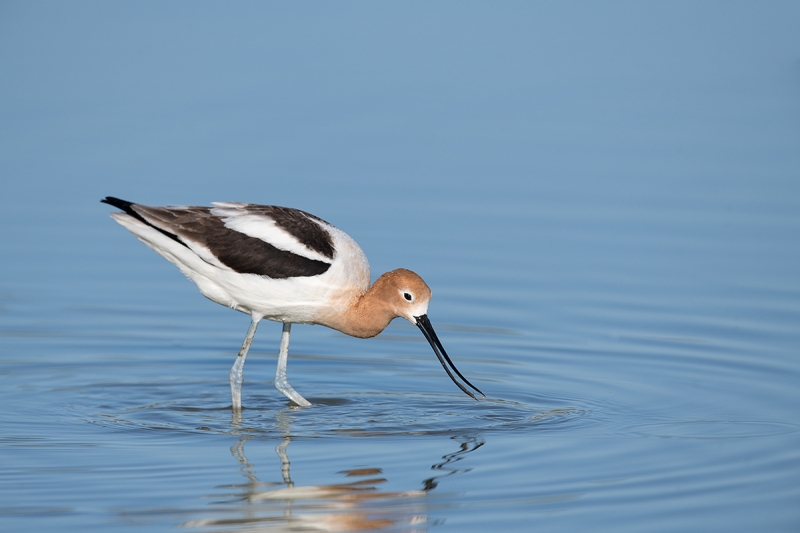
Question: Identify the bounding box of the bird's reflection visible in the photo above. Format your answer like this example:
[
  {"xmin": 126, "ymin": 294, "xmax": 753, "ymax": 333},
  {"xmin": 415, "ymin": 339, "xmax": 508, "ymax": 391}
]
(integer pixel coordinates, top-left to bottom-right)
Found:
[
  {"xmin": 182, "ymin": 412, "xmax": 485, "ymax": 532},
  {"xmin": 423, "ymin": 437, "xmax": 485, "ymax": 492}
]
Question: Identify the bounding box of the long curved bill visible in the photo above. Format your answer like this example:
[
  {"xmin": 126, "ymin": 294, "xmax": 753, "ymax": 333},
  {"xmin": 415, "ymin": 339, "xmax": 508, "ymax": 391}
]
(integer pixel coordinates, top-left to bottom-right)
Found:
[{"xmin": 415, "ymin": 314, "xmax": 484, "ymax": 400}]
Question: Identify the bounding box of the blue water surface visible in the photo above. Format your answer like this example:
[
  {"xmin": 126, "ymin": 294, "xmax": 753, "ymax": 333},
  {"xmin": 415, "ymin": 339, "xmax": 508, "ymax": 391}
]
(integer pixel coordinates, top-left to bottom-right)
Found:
[{"xmin": 1, "ymin": 2, "xmax": 799, "ymax": 532}]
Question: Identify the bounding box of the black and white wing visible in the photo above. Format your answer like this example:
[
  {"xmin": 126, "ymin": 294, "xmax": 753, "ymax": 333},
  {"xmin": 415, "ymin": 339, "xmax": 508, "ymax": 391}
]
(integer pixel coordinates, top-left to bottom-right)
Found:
[{"xmin": 101, "ymin": 197, "xmax": 335, "ymax": 279}]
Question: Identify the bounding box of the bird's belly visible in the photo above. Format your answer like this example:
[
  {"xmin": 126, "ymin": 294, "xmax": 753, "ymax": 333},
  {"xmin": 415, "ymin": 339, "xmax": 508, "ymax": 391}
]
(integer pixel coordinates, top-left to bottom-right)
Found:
[{"xmin": 204, "ymin": 268, "xmax": 364, "ymax": 324}]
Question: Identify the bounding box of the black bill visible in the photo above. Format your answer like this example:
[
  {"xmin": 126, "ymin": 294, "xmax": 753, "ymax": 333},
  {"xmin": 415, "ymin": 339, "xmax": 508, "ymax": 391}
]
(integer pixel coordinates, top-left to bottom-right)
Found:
[{"xmin": 415, "ymin": 314, "xmax": 484, "ymax": 400}]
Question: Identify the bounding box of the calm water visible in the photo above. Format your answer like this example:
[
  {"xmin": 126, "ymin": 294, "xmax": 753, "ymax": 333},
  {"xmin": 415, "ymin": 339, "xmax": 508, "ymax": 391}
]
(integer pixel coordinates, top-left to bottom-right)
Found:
[{"xmin": 2, "ymin": 2, "xmax": 799, "ymax": 532}]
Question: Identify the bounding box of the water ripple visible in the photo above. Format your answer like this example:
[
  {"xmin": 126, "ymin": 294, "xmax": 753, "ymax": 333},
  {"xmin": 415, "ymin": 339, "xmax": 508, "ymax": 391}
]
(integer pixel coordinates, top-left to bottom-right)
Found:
[{"xmin": 87, "ymin": 391, "xmax": 591, "ymax": 439}]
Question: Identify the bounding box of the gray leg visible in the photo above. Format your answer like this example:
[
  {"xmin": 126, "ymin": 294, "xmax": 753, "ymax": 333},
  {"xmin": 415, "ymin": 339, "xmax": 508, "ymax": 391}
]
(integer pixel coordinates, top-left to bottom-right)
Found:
[
  {"xmin": 230, "ymin": 319, "xmax": 259, "ymax": 410},
  {"xmin": 274, "ymin": 323, "xmax": 312, "ymax": 407}
]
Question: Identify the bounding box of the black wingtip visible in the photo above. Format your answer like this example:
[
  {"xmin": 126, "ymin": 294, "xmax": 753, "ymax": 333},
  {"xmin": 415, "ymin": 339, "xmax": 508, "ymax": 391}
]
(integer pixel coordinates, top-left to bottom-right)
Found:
[
  {"xmin": 102, "ymin": 196, "xmax": 145, "ymax": 223},
  {"xmin": 101, "ymin": 196, "xmax": 135, "ymax": 213},
  {"xmin": 101, "ymin": 196, "xmax": 189, "ymax": 249}
]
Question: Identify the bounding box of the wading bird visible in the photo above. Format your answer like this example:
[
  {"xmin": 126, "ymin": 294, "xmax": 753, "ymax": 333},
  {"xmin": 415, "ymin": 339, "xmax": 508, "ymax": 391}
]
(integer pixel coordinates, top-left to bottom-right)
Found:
[{"xmin": 102, "ymin": 197, "xmax": 483, "ymax": 408}]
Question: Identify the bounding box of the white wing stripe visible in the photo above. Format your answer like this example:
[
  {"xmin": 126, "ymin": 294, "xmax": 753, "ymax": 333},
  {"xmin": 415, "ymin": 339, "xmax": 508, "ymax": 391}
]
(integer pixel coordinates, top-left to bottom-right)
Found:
[{"xmin": 210, "ymin": 209, "xmax": 333, "ymax": 264}]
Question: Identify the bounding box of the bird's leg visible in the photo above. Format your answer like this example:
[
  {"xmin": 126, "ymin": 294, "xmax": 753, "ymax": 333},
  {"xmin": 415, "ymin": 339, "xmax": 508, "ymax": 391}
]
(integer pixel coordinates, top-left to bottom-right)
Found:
[
  {"xmin": 274, "ymin": 323, "xmax": 312, "ymax": 407},
  {"xmin": 230, "ymin": 319, "xmax": 259, "ymax": 410}
]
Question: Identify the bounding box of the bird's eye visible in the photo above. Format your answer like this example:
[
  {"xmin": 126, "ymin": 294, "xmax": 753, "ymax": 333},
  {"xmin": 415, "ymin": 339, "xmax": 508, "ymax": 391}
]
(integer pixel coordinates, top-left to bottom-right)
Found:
[{"xmin": 403, "ymin": 292, "xmax": 413, "ymax": 302}]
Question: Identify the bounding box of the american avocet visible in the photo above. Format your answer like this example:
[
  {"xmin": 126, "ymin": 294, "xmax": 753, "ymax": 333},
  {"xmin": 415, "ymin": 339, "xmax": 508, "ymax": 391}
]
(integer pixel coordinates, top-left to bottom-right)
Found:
[{"xmin": 102, "ymin": 197, "xmax": 483, "ymax": 408}]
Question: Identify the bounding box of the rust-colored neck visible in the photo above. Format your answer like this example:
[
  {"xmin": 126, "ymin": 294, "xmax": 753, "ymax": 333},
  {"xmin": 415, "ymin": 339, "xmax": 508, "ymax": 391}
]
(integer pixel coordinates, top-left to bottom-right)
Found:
[{"xmin": 318, "ymin": 271, "xmax": 402, "ymax": 338}]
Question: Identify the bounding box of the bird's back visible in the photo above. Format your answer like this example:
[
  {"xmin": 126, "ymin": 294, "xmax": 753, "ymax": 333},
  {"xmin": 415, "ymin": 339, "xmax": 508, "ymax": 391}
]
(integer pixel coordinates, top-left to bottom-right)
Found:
[{"xmin": 104, "ymin": 198, "xmax": 371, "ymax": 323}]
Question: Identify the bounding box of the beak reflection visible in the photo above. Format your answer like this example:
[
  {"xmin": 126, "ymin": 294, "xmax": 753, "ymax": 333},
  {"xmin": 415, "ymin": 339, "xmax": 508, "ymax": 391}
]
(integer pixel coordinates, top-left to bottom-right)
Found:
[{"xmin": 414, "ymin": 314, "xmax": 484, "ymax": 400}]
